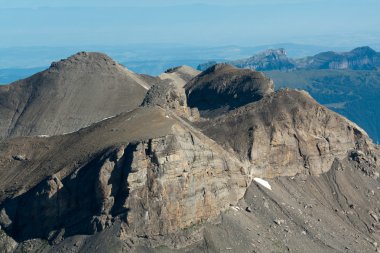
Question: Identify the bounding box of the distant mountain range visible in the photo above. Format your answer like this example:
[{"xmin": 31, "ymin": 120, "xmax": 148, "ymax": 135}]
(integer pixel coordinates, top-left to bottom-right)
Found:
[{"xmin": 198, "ymin": 46, "xmax": 380, "ymax": 71}]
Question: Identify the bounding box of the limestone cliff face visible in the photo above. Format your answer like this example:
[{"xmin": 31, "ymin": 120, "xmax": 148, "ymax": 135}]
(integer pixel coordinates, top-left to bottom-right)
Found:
[
  {"xmin": 197, "ymin": 89, "xmax": 375, "ymax": 178},
  {"xmin": 0, "ymin": 123, "xmax": 249, "ymax": 242},
  {"xmin": 121, "ymin": 125, "xmax": 248, "ymax": 237}
]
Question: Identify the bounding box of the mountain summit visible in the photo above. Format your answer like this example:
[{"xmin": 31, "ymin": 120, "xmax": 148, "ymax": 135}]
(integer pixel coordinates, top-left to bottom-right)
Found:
[
  {"xmin": 0, "ymin": 52, "xmax": 153, "ymax": 140},
  {"xmin": 186, "ymin": 64, "xmax": 274, "ymax": 116}
]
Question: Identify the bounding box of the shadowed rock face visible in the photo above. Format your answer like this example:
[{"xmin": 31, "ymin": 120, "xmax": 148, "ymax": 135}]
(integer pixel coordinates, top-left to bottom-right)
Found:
[
  {"xmin": 185, "ymin": 64, "xmax": 274, "ymax": 117},
  {"xmin": 0, "ymin": 52, "xmax": 152, "ymax": 140},
  {"xmin": 0, "ymin": 53, "xmax": 379, "ymax": 253}
]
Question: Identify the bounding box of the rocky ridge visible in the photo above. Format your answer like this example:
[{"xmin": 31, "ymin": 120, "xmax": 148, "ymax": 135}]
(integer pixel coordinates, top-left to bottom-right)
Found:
[{"xmin": 0, "ymin": 52, "xmax": 379, "ymax": 252}]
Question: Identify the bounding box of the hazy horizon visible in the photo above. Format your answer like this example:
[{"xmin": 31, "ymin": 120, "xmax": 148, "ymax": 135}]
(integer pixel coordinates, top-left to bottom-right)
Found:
[
  {"xmin": 1, "ymin": 0, "xmax": 379, "ymax": 81},
  {"xmin": 1, "ymin": 0, "xmax": 379, "ymax": 48}
]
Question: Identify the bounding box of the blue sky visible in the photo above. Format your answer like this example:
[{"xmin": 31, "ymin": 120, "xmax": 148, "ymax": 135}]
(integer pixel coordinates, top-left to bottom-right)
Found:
[{"xmin": 0, "ymin": 0, "xmax": 379, "ymax": 48}]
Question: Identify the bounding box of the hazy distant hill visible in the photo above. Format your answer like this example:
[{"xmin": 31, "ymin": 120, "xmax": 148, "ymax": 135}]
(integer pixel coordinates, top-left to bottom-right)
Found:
[
  {"xmin": 198, "ymin": 46, "xmax": 380, "ymax": 71},
  {"xmin": 295, "ymin": 46, "xmax": 380, "ymax": 70}
]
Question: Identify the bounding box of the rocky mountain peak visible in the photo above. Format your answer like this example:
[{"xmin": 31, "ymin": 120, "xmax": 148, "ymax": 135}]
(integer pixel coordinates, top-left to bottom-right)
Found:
[
  {"xmin": 49, "ymin": 52, "xmax": 119, "ymax": 71},
  {"xmin": 0, "ymin": 52, "xmax": 151, "ymax": 140},
  {"xmin": 185, "ymin": 64, "xmax": 274, "ymax": 116}
]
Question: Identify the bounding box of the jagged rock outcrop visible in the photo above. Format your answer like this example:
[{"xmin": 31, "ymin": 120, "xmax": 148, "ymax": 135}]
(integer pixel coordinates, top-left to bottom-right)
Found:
[
  {"xmin": 142, "ymin": 66, "xmax": 200, "ymax": 120},
  {"xmin": 0, "ymin": 52, "xmax": 152, "ymax": 140},
  {"xmin": 141, "ymin": 83, "xmax": 199, "ymax": 121},
  {"xmin": 185, "ymin": 64, "xmax": 274, "ymax": 117},
  {"xmin": 196, "ymin": 89, "xmax": 375, "ymax": 178}
]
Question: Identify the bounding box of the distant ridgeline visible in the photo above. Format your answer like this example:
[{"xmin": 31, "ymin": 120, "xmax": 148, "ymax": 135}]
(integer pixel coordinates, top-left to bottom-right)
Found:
[
  {"xmin": 197, "ymin": 47, "xmax": 380, "ymax": 144},
  {"xmin": 197, "ymin": 46, "xmax": 380, "ymax": 72}
]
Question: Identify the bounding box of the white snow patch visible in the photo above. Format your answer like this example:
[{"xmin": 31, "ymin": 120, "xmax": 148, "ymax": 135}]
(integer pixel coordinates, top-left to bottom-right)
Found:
[
  {"xmin": 37, "ymin": 135, "xmax": 50, "ymax": 138},
  {"xmin": 62, "ymin": 131, "xmax": 75, "ymax": 136},
  {"xmin": 101, "ymin": 115, "xmax": 116, "ymax": 121},
  {"xmin": 253, "ymin": 177, "xmax": 272, "ymax": 191}
]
